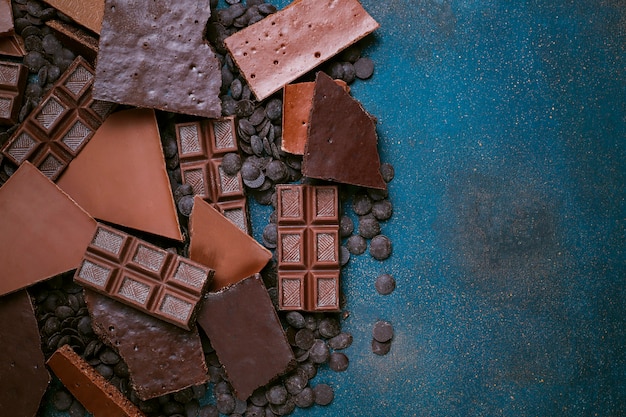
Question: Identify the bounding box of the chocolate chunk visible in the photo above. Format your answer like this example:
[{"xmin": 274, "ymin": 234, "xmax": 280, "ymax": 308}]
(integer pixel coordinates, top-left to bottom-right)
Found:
[
  {"xmin": 0, "ymin": 34, "xmax": 27, "ymax": 57},
  {"xmin": 308, "ymin": 339, "xmax": 330, "ymax": 364},
  {"xmin": 371, "ymin": 339, "xmax": 392, "ymax": 356},
  {"xmin": 375, "ymin": 273, "xmax": 396, "ymax": 295},
  {"xmin": 372, "ymin": 320, "xmax": 394, "ymax": 343},
  {"xmin": 42, "ymin": 0, "xmax": 104, "ymax": 33},
  {"xmin": 294, "ymin": 386, "xmax": 315, "ymax": 408},
  {"xmin": 358, "ymin": 215, "xmax": 381, "ymax": 239},
  {"xmin": 346, "ymin": 234, "xmax": 366, "ymax": 255},
  {"xmin": 0, "ymin": 61, "xmax": 28, "ymax": 126},
  {"xmin": 285, "ymin": 311, "xmax": 306, "ymax": 329},
  {"xmin": 312, "ymin": 384, "xmax": 334, "ymax": 406},
  {"xmin": 354, "ymin": 57, "xmax": 374, "ymax": 79},
  {"xmin": 328, "ymin": 352, "xmax": 349, "ymax": 372},
  {"xmin": 352, "ymin": 193, "xmax": 373, "ymax": 216},
  {"xmin": 372, "ymin": 199, "xmax": 393, "ymax": 221},
  {"xmin": 369, "ymin": 235, "xmax": 392, "ymax": 260}
]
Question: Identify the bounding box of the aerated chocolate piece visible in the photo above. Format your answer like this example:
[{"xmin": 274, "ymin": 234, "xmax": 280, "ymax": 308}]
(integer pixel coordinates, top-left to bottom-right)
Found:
[
  {"xmin": 94, "ymin": 0, "xmax": 221, "ymax": 118},
  {"xmin": 0, "ymin": 162, "xmax": 96, "ymax": 296},
  {"xmin": 197, "ymin": 275, "xmax": 295, "ymax": 400},
  {"xmin": 1, "ymin": 57, "xmax": 114, "ymax": 180},
  {"xmin": 42, "ymin": 0, "xmax": 105, "ymax": 34},
  {"xmin": 276, "ymin": 184, "xmax": 341, "ymax": 312},
  {"xmin": 0, "ymin": 60, "xmax": 28, "ymax": 125},
  {"xmin": 0, "ymin": 0, "xmax": 13, "ymax": 36},
  {"xmin": 224, "ymin": 0, "xmax": 379, "ymax": 101},
  {"xmin": 46, "ymin": 19, "xmax": 99, "ymax": 64},
  {"xmin": 175, "ymin": 117, "xmax": 249, "ymax": 233},
  {"xmin": 0, "ymin": 290, "xmax": 50, "ymax": 417},
  {"xmin": 303, "ymin": 71, "xmax": 386, "ymax": 190},
  {"xmin": 85, "ymin": 290, "xmax": 209, "ymax": 401},
  {"xmin": 47, "ymin": 345, "xmax": 145, "ymax": 417},
  {"xmin": 74, "ymin": 223, "xmax": 214, "ymax": 330}
]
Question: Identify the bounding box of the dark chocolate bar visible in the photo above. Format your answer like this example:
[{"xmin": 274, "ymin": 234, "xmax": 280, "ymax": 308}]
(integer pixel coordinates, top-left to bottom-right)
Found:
[
  {"xmin": 0, "ymin": 60, "xmax": 28, "ymax": 125},
  {"xmin": 1, "ymin": 57, "xmax": 114, "ymax": 180},
  {"xmin": 74, "ymin": 224, "xmax": 214, "ymax": 330},
  {"xmin": 276, "ymin": 184, "xmax": 341, "ymax": 311}
]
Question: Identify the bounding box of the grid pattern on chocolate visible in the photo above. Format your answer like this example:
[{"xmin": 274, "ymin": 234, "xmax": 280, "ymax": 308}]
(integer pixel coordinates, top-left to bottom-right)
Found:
[
  {"xmin": 0, "ymin": 57, "xmax": 114, "ymax": 180},
  {"xmin": 0, "ymin": 60, "xmax": 27, "ymax": 126},
  {"xmin": 276, "ymin": 185, "xmax": 341, "ymax": 312},
  {"xmin": 74, "ymin": 224, "xmax": 214, "ymax": 330}
]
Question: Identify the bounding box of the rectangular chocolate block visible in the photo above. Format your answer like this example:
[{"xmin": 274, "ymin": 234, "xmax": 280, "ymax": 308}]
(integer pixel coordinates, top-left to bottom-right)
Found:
[
  {"xmin": 1, "ymin": 57, "xmax": 114, "ymax": 180},
  {"xmin": 197, "ymin": 274, "xmax": 295, "ymax": 400},
  {"xmin": 0, "ymin": 0, "xmax": 13, "ymax": 36},
  {"xmin": 175, "ymin": 117, "xmax": 250, "ymax": 234},
  {"xmin": 276, "ymin": 184, "xmax": 341, "ymax": 311},
  {"xmin": 47, "ymin": 345, "xmax": 145, "ymax": 417},
  {"xmin": 0, "ymin": 60, "xmax": 28, "ymax": 125},
  {"xmin": 46, "ymin": 19, "xmax": 99, "ymax": 64},
  {"xmin": 42, "ymin": 0, "xmax": 104, "ymax": 34},
  {"xmin": 74, "ymin": 224, "xmax": 214, "ymax": 330},
  {"xmin": 224, "ymin": 0, "xmax": 379, "ymax": 101}
]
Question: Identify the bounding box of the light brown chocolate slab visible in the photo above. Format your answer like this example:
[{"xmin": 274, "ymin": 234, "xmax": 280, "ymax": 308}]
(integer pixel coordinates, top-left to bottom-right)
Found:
[
  {"xmin": 42, "ymin": 0, "xmax": 104, "ymax": 34},
  {"xmin": 0, "ymin": 34, "xmax": 26, "ymax": 57},
  {"xmin": 0, "ymin": 0, "xmax": 13, "ymax": 36},
  {"xmin": 189, "ymin": 196, "xmax": 271, "ymax": 291},
  {"xmin": 224, "ymin": 0, "xmax": 378, "ymax": 101},
  {"xmin": 0, "ymin": 162, "xmax": 97, "ymax": 296},
  {"xmin": 57, "ymin": 108, "xmax": 183, "ymax": 241}
]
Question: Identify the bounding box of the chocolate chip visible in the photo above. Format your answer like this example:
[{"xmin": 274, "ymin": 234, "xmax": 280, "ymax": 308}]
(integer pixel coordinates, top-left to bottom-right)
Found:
[
  {"xmin": 312, "ymin": 384, "xmax": 334, "ymax": 406},
  {"xmin": 251, "ymin": 134, "xmax": 264, "ymax": 156},
  {"xmin": 230, "ymin": 78, "xmax": 243, "ymax": 100},
  {"xmin": 265, "ymin": 98, "xmax": 282, "ymax": 121},
  {"xmin": 266, "ymin": 384, "xmax": 288, "ymax": 405},
  {"xmin": 367, "ymin": 187, "xmax": 388, "ymax": 201},
  {"xmin": 295, "ymin": 328, "xmax": 315, "ymax": 350},
  {"xmin": 99, "ymin": 348, "xmax": 120, "ymax": 365},
  {"xmin": 250, "ymin": 387, "xmax": 268, "ymax": 407},
  {"xmin": 372, "ymin": 199, "xmax": 393, "ymax": 221},
  {"xmin": 24, "ymin": 51, "xmax": 46, "ymax": 73},
  {"xmin": 52, "ymin": 389, "xmax": 73, "ymax": 411},
  {"xmin": 293, "ymin": 387, "xmax": 314, "ymax": 408},
  {"xmin": 371, "ymin": 339, "xmax": 392, "ymax": 356},
  {"xmin": 221, "ymin": 152, "xmax": 242, "ymax": 175},
  {"xmin": 346, "ymin": 234, "xmax": 366, "ymax": 255},
  {"xmin": 258, "ymin": 3, "xmax": 277, "ymax": 14},
  {"xmin": 304, "ymin": 314, "xmax": 318, "ymax": 331},
  {"xmin": 266, "ymin": 159, "xmax": 288, "ymax": 182},
  {"xmin": 269, "ymin": 398, "xmax": 295, "ymax": 416},
  {"xmin": 192, "ymin": 384, "xmax": 207, "ymax": 400},
  {"xmin": 285, "ymin": 311, "xmax": 305, "ymax": 329},
  {"xmin": 24, "ymin": 35, "xmax": 43, "ymax": 52},
  {"xmin": 358, "ymin": 215, "xmax": 380, "ymax": 239},
  {"xmin": 21, "ymin": 25, "xmax": 41, "ymax": 38},
  {"xmin": 308, "ymin": 339, "xmax": 329, "ymax": 364},
  {"xmin": 216, "ymin": 393, "xmax": 236, "ymax": 415},
  {"xmin": 318, "ymin": 317, "xmax": 340, "ymax": 338},
  {"xmin": 370, "ymin": 235, "xmax": 392, "ymax": 260},
  {"xmin": 244, "ymin": 404, "xmax": 264, "ymax": 417},
  {"xmin": 339, "ymin": 215, "xmax": 354, "ymax": 237},
  {"xmin": 328, "ymin": 352, "xmax": 349, "ymax": 372},
  {"xmin": 244, "ymin": 172, "xmax": 266, "ymax": 189},
  {"xmin": 372, "ymin": 320, "xmax": 393, "ymax": 343},
  {"xmin": 375, "ymin": 273, "xmax": 396, "ymax": 295},
  {"xmin": 297, "ymin": 360, "xmax": 317, "ymax": 380},
  {"xmin": 173, "ymin": 387, "xmax": 194, "ymax": 404},
  {"xmin": 380, "ymin": 162, "xmax": 395, "ymax": 182},
  {"xmin": 341, "ymin": 62, "xmax": 356, "ymax": 84},
  {"xmin": 354, "ymin": 57, "xmax": 374, "ymax": 79},
  {"xmin": 328, "ymin": 61, "xmax": 344, "ymax": 80},
  {"xmin": 241, "ymin": 161, "xmax": 261, "ymax": 181},
  {"xmin": 95, "ymin": 363, "xmax": 114, "ymax": 380},
  {"xmin": 43, "ymin": 316, "xmax": 60, "ymax": 335},
  {"xmin": 238, "ymin": 118, "xmax": 257, "ymax": 138},
  {"xmin": 352, "ymin": 193, "xmax": 372, "ymax": 215},
  {"xmin": 199, "ymin": 404, "xmax": 219, "ymax": 417},
  {"xmin": 162, "ymin": 401, "xmax": 185, "ymax": 415},
  {"xmin": 113, "ymin": 361, "xmax": 129, "ymax": 378},
  {"xmin": 340, "ymin": 45, "xmax": 361, "ymax": 63},
  {"xmin": 328, "ymin": 332, "xmax": 353, "ymax": 350},
  {"xmin": 68, "ymin": 399, "xmax": 86, "ymax": 417},
  {"xmin": 222, "ymin": 95, "xmax": 237, "ymax": 116},
  {"xmin": 177, "ymin": 194, "xmax": 194, "ymax": 216},
  {"xmin": 42, "ymin": 33, "xmax": 63, "ymax": 56},
  {"xmin": 339, "ymin": 246, "xmax": 350, "ymax": 266},
  {"xmin": 236, "ymin": 99, "xmax": 255, "ymax": 118},
  {"xmin": 284, "ymin": 373, "xmax": 306, "ymax": 395},
  {"xmin": 248, "ymin": 107, "xmax": 267, "ymax": 126}
]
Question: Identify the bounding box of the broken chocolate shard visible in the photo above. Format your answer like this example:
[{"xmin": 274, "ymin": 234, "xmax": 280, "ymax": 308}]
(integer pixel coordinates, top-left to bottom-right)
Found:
[
  {"xmin": 94, "ymin": 0, "xmax": 222, "ymax": 118},
  {"xmin": 47, "ymin": 345, "xmax": 146, "ymax": 417},
  {"xmin": 275, "ymin": 184, "xmax": 341, "ymax": 312},
  {"xmin": 42, "ymin": 0, "xmax": 105, "ymax": 34},
  {"xmin": 75, "ymin": 223, "xmax": 214, "ymax": 330},
  {"xmin": 303, "ymin": 71, "xmax": 386, "ymax": 190},
  {"xmin": 0, "ymin": 34, "xmax": 26, "ymax": 58},
  {"xmin": 225, "ymin": 0, "xmax": 379, "ymax": 101},
  {"xmin": 0, "ymin": 290, "xmax": 50, "ymax": 417},
  {"xmin": 189, "ymin": 196, "xmax": 271, "ymax": 291},
  {"xmin": 197, "ymin": 275, "xmax": 296, "ymax": 400},
  {"xmin": 0, "ymin": 162, "xmax": 97, "ymax": 296},
  {"xmin": 85, "ymin": 290, "xmax": 209, "ymax": 401},
  {"xmin": 57, "ymin": 108, "xmax": 183, "ymax": 241},
  {"xmin": 0, "ymin": 60, "xmax": 28, "ymax": 126}
]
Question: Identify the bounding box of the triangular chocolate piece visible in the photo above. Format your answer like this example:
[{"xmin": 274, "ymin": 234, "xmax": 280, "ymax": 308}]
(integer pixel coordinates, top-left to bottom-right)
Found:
[
  {"xmin": 0, "ymin": 34, "xmax": 26, "ymax": 57},
  {"xmin": 0, "ymin": 162, "xmax": 97, "ymax": 296},
  {"xmin": 303, "ymin": 71, "xmax": 386, "ymax": 190},
  {"xmin": 189, "ymin": 196, "xmax": 271, "ymax": 291},
  {"xmin": 57, "ymin": 108, "xmax": 183, "ymax": 241}
]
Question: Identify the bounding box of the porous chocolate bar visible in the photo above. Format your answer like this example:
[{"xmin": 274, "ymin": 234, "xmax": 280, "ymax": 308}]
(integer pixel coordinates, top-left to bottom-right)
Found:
[
  {"xmin": 276, "ymin": 184, "xmax": 341, "ymax": 311},
  {"xmin": 0, "ymin": 60, "xmax": 28, "ymax": 125},
  {"xmin": 1, "ymin": 57, "xmax": 114, "ymax": 180},
  {"xmin": 74, "ymin": 224, "xmax": 214, "ymax": 330},
  {"xmin": 175, "ymin": 117, "xmax": 249, "ymax": 233},
  {"xmin": 47, "ymin": 345, "xmax": 145, "ymax": 417}
]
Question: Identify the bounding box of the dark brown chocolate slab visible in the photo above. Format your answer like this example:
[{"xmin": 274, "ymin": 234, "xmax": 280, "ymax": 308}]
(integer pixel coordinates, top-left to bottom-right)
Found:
[
  {"xmin": 303, "ymin": 71, "xmax": 386, "ymax": 190},
  {"xmin": 0, "ymin": 290, "xmax": 50, "ymax": 417},
  {"xmin": 0, "ymin": 60, "xmax": 28, "ymax": 125},
  {"xmin": 276, "ymin": 184, "xmax": 341, "ymax": 312},
  {"xmin": 47, "ymin": 345, "xmax": 146, "ymax": 417},
  {"xmin": 94, "ymin": 0, "xmax": 221, "ymax": 118},
  {"xmin": 85, "ymin": 290, "xmax": 209, "ymax": 401},
  {"xmin": 75, "ymin": 223, "xmax": 214, "ymax": 330},
  {"xmin": 197, "ymin": 274, "xmax": 295, "ymax": 400},
  {"xmin": 46, "ymin": 19, "xmax": 99, "ymax": 64}
]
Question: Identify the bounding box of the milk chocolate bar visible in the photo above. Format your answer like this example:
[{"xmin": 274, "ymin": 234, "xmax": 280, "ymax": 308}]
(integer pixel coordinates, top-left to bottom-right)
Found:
[
  {"xmin": 47, "ymin": 345, "xmax": 146, "ymax": 417},
  {"xmin": 0, "ymin": 60, "xmax": 28, "ymax": 125},
  {"xmin": 175, "ymin": 117, "xmax": 250, "ymax": 233},
  {"xmin": 1, "ymin": 57, "xmax": 114, "ymax": 180},
  {"xmin": 0, "ymin": 34, "xmax": 26, "ymax": 57},
  {"xmin": 74, "ymin": 224, "xmax": 214, "ymax": 330},
  {"xmin": 42, "ymin": 0, "xmax": 105, "ymax": 34},
  {"xmin": 276, "ymin": 184, "xmax": 341, "ymax": 311}
]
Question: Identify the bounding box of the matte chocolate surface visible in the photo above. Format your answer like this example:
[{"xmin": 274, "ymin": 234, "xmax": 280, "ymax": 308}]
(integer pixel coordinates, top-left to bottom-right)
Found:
[
  {"xmin": 276, "ymin": 184, "xmax": 341, "ymax": 312},
  {"xmin": 224, "ymin": 0, "xmax": 379, "ymax": 101},
  {"xmin": 189, "ymin": 196, "xmax": 272, "ymax": 291},
  {"xmin": 0, "ymin": 162, "xmax": 96, "ymax": 296},
  {"xmin": 0, "ymin": 0, "xmax": 13, "ymax": 36},
  {"xmin": 0, "ymin": 290, "xmax": 50, "ymax": 417},
  {"xmin": 1, "ymin": 57, "xmax": 114, "ymax": 180},
  {"xmin": 303, "ymin": 71, "xmax": 386, "ymax": 190},
  {"xmin": 46, "ymin": 19, "xmax": 99, "ymax": 64},
  {"xmin": 0, "ymin": 60, "xmax": 28, "ymax": 125},
  {"xmin": 94, "ymin": 0, "xmax": 222, "ymax": 118},
  {"xmin": 0, "ymin": 34, "xmax": 26, "ymax": 57},
  {"xmin": 57, "ymin": 108, "xmax": 183, "ymax": 241},
  {"xmin": 75, "ymin": 223, "xmax": 214, "ymax": 330},
  {"xmin": 42, "ymin": 0, "xmax": 104, "ymax": 34},
  {"xmin": 175, "ymin": 117, "xmax": 249, "ymax": 233},
  {"xmin": 85, "ymin": 290, "xmax": 209, "ymax": 401},
  {"xmin": 197, "ymin": 274, "xmax": 295, "ymax": 400},
  {"xmin": 47, "ymin": 345, "xmax": 146, "ymax": 417}
]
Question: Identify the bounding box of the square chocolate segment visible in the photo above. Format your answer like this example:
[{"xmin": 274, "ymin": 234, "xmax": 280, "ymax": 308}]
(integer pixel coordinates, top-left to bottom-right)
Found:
[{"xmin": 0, "ymin": 60, "xmax": 28, "ymax": 125}]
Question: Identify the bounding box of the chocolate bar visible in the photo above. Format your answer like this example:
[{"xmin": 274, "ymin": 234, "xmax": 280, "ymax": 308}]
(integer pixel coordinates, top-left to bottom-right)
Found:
[
  {"xmin": 42, "ymin": 0, "xmax": 105, "ymax": 34},
  {"xmin": 74, "ymin": 224, "xmax": 214, "ymax": 330},
  {"xmin": 224, "ymin": 0, "xmax": 379, "ymax": 101},
  {"xmin": 47, "ymin": 345, "xmax": 146, "ymax": 417},
  {"xmin": 276, "ymin": 184, "xmax": 341, "ymax": 311},
  {"xmin": 85, "ymin": 290, "xmax": 209, "ymax": 401},
  {"xmin": 0, "ymin": 290, "xmax": 50, "ymax": 417},
  {"xmin": 175, "ymin": 117, "xmax": 250, "ymax": 233},
  {"xmin": 0, "ymin": 0, "xmax": 13, "ymax": 36},
  {"xmin": 197, "ymin": 275, "xmax": 296, "ymax": 400},
  {"xmin": 1, "ymin": 56, "xmax": 114, "ymax": 181},
  {"xmin": 0, "ymin": 34, "xmax": 26, "ymax": 57},
  {"xmin": 46, "ymin": 19, "xmax": 99, "ymax": 64},
  {"xmin": 0, "ymin": 60, "xmax": 28, "ymax": 126}
]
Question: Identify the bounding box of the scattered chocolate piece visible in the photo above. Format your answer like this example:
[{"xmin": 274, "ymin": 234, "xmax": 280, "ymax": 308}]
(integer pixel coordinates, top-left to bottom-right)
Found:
[
  {"xmin": 95, "ymin": 0, "xmax": 222, "ymax": 118},
  {"xmin": 353, "ymin": 56, "xmax": 374, "ymax": 79},
  {"xmin": 43, "ymin": 0, "xmax": 105, "ymax": 33},
  {"xmin": 0, "ymin": 60, "xmax": 28, "ymax": 125},
  {"xmin": 47, "ymin": 345, "xmax": 146, "ymax": 417},
  {"xmin": 372, "ymin": 320, "xmax": 393, "ymax": 343},
  {"xmin": 371, "ymin": 339, "xmax": 392, "ymax": 356},
  {"xmin": 372, "ymin": 199, "xmax": 393, "ymax": 221},
  {"xmin": 380, "ymin": 162, "xmax": 395, "ymax": 183},
  {"xmin": 327, "ymin": 332, "xmax": 353, "ymax": 350},
  {"xmin": 85, "ymin": 290, "xmax": 209, "ymax": 401},
  {"xmin": 369, "ymin": 234, "xmax": 392, "ymax": 260},
  {"xmin": 345, "ymin": 234, "xmax": 366, "ymax": 255},
  {"xmin": 303, "ymin": 71, "xmax": 386, "ymax": 190},
  {"xmin": 224, "ymin": 0, "xmax": 379, "ymax": 101},
  {"xmin": 312, "ymin": 383, "xmax": 334, "ymax": 406},
  {"xmin": 197, "ymin": 275, "xmax": 296, "ymax": 400},
  {"xmin": 358, "ymin": 214, "xmax": 381, "ymax": 239},
  {"xmin": 45, "ymin": 19, "xmax": 99, "ymax": 64},
  {"xmin": 0, "ymin": 290, "xmax": 50, "ymax": 417},
  {"xmin": 375, "ymin": 273, "xmax": 396, "ymax": 295},
  {"xmin": 328, "ymin": 352, "xmax": 349, "ymax": 372}
]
